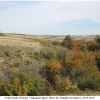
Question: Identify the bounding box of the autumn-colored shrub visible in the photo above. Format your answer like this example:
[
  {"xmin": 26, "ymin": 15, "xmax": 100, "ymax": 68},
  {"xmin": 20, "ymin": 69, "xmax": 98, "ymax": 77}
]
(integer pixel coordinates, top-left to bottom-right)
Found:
[
  {"xmin": 71, "ymin": 40, "xmax": 80, "ymax": 52},
  {"xmin": 87, "ymin": 41, "xmax": 99, "ymax": 51},
  {"xmin": 61, "ymin": 36, "xmax": 80, "ymax": 52},
  {"xmin": 41, "ymin": 59, "xmax": 61, "ymax": 88},
  {"xmin": 62, "ymin": 51, "xmax": 100, "ymax": 91},
  {"xmin": 3, "ymin": 72, "xmax": 46, "ymax": 96}
]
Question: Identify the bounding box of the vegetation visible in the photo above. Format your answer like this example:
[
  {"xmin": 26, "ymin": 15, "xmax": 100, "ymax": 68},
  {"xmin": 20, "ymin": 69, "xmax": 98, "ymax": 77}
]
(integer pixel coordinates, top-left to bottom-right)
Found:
[
  {"xmin": 0, "ymin": 33, "xmax": 5, "ymax": 36},
  {"xmin": 95, "ymin": 35, "xmax": 100, "ymax": 44},
  {"xmin": 0, "ymin": 35, "xmax": 100, "ymax": 96}
]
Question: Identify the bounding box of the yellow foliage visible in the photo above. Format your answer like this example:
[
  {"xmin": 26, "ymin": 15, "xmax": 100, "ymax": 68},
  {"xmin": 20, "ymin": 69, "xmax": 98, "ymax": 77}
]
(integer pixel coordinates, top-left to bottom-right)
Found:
[
  {"xmin": 65, "ymin": 84, "xmax": 77, "ymax": 91},
  {"xmin": 47, "ymin": 59, "xmax": 61, "ymax": 72},
  {"xmin": 5, "ymin": 77, "xmax": 31, "ymax": 96}
]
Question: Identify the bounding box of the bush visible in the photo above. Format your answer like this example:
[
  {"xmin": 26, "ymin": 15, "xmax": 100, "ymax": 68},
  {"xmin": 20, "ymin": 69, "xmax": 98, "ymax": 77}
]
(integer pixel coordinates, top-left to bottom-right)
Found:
[
  {"xmin": 41, "ymin": 59, "xmax": 61, "ymax": 88},
  {"xmin": 17, "ymin": 54, "xmax": 22, "ymax": 58},
  {"xmin": 64, "ymin": 35, "xmax": 72, "ymax": 41},
  {"xmin": 27, "ymin": 51, "xmax": 34, "ymax": 58},
  {"xmin": 61, "ymin": 35, "xmax": 72, "ymax": 49},
  {"xmin": 52, "ymin": 41, "xmax": 60, "ymax": 46},
  {"xmin": 25, "ymin": 60, "xmax": 32, "ymax": 65},
  {"xmin": 95, "ymin": 35, "xmax": 100, "ymax": 44},
  {"xmin": 0, "ymin": 33, "xmax": 5, "ymax": 36},
  {"xmin": 61, "ymin": 36, "xmax": 80, "ymax": 52},
  {"xmin": 95, "ymin": 50, "xmax": 100, "ymax": 71},
  {"xmin": 4, "ymin": 50, "xmax": 10, "ymax": 57},
  {"xmin": 34, "ymin": 47, "xmax": 56, "ymax": 61},
  {"xmin": 62, "ymin": 51, "xmax": 100, "ymax": 91},
  {"xmin": 56, "ymin": 47, "xmax": 67, "ymax": 60},
  {"xmin": 87, "ymin": 41, "xmax": 100, "ymax": 51},
  {"xmin": 80, "ymin": 43, "xmax": 87, "ymax": 52}
]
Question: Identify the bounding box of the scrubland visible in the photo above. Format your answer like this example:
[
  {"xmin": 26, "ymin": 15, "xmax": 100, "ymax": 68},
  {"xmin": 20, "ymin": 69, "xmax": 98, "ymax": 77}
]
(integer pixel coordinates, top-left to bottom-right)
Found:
[{"xmin": 0, "ymin": 33, "xmax": 100, "ymax": 96}]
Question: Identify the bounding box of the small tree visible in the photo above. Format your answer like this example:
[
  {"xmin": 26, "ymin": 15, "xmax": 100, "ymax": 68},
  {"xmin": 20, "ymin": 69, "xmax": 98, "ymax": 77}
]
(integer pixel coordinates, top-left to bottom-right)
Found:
[
  {"xmin": 95, "ymin": 35, "xmax": 100, "ymax": 44},
  {"xmin": 64, "ymin": 35, "xmax": 72, "ymax": 41},
  {"xmin": 41, "ymin": 59, "xmax": 61, "ymax": 88},
  {"xmin": 61, "ymin": 35, "xmax": 72, "ymax": 49}
]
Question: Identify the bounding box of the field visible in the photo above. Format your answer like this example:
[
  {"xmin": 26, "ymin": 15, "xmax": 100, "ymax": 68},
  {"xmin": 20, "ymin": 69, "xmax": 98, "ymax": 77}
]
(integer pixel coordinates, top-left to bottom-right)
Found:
[
  {"xmin": 0, "ymin": 33, "xmax": 100, "ymax": 96},
  {"xmin": 0, "ymin": 33, "xmax": 95, "ymax": 45}
]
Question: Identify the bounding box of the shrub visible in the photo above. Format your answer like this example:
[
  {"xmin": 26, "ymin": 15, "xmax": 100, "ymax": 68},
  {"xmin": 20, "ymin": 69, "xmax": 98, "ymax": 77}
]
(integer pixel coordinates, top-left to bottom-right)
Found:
[
  {"xmin": 95, "ymin": 50, "xmax": 100, "ymax": 71},
  {"xmin": 87, "ymin": 41, "xmax": 100, "ymax": 51},
  {"xmin": 4, "ymin": 50, "xmax": 10, "ymax": 57},
  {"xmin": 64, "ymin": 35, "xmax": 72, "ymax": 41},
  {"xmin": 27, "ymin": 51, "xmax": 34, "ymax": 58},
  {"xmin": 80, "ymin": 43, "xmax": 87, "ymax": 52},
  {"xmin": 34, "ymin": 47, "xmax": 56, "ymax": 61},
  {"xmin": 25, "ymin": 60, "xmax": 32, "ymax": 65},
  {"xmin": 17, "ymin": 54, "xmax": 22, "ymax": 58},
  {"xmin": 0, "ymin": 33, "xmax": 5, "ymax": 36},
  {"xmin": 61, "ymin": 36, "xmax": 79, "ymax": 52},
  {"xmin": 95, "ymin": 35, "xmax": 100, "ymax": 44},
  {"xmin": 52, "ymin": 41, "xmax": 60, "ymax": 46},
  {"xmin": 61, "ymin": 35, "xmax": 72, "ymax": 49},
  {"xmin": 41, "ymin": 59, "xmax": 61, "ymax": 88},
  {"xmin": 62, "ymin": 51, "xmax": 100, "ymax": 91},
  {"xmin": 0, "ymin": 81, "xmax": 6, "ymax": 95},
  {"xmin": 5, "ymin": 73, "xmax": 34, "ymax": 96},
  {"xmin": 56, "ymin": 47, "xmax": 67, "ymax": 60}
]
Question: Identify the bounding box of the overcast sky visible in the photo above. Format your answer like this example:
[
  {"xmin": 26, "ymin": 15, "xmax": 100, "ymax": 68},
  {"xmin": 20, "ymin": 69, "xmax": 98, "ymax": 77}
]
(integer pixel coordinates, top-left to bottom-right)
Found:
[{"xmin": 0, "ymin": 1, "xmax": 100, "ymax": 35}]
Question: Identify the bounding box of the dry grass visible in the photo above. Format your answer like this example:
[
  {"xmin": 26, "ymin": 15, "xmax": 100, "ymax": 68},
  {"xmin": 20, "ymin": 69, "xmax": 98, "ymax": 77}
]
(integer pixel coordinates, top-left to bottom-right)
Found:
[
  {"xmin": 0, "ymin": 35, "xmax": 42, "ymax": 51},
  {"xmin": 0, "ymin": 34, "xmax": 96, "ymax": 52}
]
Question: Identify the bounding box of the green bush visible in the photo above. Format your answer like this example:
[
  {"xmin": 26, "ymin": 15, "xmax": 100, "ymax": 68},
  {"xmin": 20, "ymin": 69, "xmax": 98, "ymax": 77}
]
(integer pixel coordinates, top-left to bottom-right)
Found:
[
  {"xmin": 61, "ymin": 35, "xmax": 72, "ymax": 49},
  {"xmin": 0, "ymin": 33, "xmax": 5, "ymax": 36},
  {"xmin": 4, "ymin": 50, "xmax": 10, "ymax": 57},
  {"xmin": 95, "ymin": 35, "xmax": 100, "ymax": 44},
  {"xmin": 35, "ymin": 47, "xmax": 56, "ymax": 61},
  {"xmin": 25, "ymin": 60, "xmax": 32, "ymax": 65},
  {"xmin": 27, "ymin": 51, "xmax": 34, "ymax": 58},
  {"xmin": 17, "ymin": 54, "xmax": 22, "ymax": 58},
  {"xmin": 95, "ymin": 50, "xmax": 100, "ymax": 71},
  {"xmin": 56, "ymin": 47, "xmax": 67, "ymax": 60},
  {"xmin": 64, "ymin": 35, "xmax": 72, "ymax": 41}
]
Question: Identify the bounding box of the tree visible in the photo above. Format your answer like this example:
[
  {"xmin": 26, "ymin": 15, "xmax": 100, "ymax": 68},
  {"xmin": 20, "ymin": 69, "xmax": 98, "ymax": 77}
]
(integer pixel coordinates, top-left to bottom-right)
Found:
[
  {"xmin": 87, "ymin": 41, "xmax": 99, "ymax": 51},
  {"xmin": 41, "ymin": 59, "xmax": 61, "ymax": 88},
  {"xmin": 71, "ymin": 40, "xmax": 80, "ymax": 52},
  {"xmin": 61, "ymin": 35, "xmax": 72, "ymax": 49},
  {"xmin": 62, "ymin": 51, "xmax": 100, "ymax": 91},
  {"xmin": 95, "ymin": 35, "xmax": 100, "ymax": 44}
]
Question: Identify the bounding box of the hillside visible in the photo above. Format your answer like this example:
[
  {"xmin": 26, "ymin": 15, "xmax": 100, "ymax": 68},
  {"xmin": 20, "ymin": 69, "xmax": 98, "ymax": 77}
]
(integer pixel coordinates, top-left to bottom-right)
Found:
[{"xmin": 0, "ymin": 33, "xmax": 100, "ymax": 96}]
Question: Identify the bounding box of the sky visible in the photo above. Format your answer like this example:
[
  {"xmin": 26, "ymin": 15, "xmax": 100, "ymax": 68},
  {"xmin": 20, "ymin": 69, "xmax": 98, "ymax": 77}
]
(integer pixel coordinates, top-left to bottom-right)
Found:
[{"xmin": 0, "ymin": 0, "xmax": 100, "ymax": 35}]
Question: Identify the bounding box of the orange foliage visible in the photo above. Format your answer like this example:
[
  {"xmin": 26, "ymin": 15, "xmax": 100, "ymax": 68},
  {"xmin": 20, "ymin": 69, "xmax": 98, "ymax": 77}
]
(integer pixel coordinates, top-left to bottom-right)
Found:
[
  {"xmin": 74, "ymin": 58, "xmax": 83, "ymax": 67},
  {"xmin": 65, "ymin": 51, "xmax": 96, "ymax": 69},
  {"xmin": 10, "ymin": 67, "xmax": 18, "ymax": 72},
  {"xmin": 71, "ymin": 40, "xmax": 80, "ymax": 52},
  {"xmin": 47, "ymin": 59, "xmax": 61, "ymax": 72}
]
